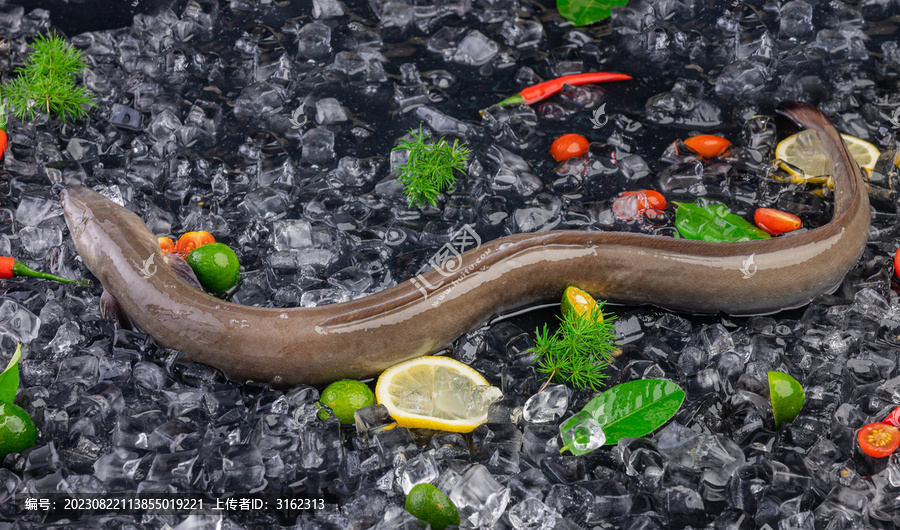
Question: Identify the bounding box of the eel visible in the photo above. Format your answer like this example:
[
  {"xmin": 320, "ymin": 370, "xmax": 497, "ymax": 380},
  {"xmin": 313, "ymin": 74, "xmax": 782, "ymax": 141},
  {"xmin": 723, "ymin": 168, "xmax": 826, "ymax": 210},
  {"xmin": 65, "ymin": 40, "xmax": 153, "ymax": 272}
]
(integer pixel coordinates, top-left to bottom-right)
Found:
[{"xmin": 61, "ymin": 102, "xmax": 870, "ymax": 386}]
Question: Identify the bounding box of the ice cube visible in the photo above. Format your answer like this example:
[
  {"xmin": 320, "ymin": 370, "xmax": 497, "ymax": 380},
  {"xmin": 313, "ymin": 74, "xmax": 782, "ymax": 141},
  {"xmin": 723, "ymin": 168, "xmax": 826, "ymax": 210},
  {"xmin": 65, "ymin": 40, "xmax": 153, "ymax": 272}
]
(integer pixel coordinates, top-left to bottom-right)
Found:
[
  {"xmin": 449, "ymin": 464, "xmax": 510, "ymax": 527},
  {"xmin": 508, "ymin": 497, "xmax": 560, "ymax": 530},
  {"xmin": 298, "ymin": 22, "xmax": 332, "ymax": 60},
  {"xmin": 15, "ymin": 195, "xmax": 63, "ymax": 226},
  {"xmin": 523, "ymin": 385, "xmax": 569, "ymax": 424},
  {"xmin": 559, "ymin": 411, "xmax": 605, "ymax": 455},
  {"xmin": 315, "ymin": 97, "xmax": 349, "ymax": 124},
  {"xmin": 312, "ymin": 0, "xmax": 344, "ymax": 19},
  {"xmin": 396, "ymin": 452, "xmax": 439, "ymax": 494},
  {"xmin": 0, "ymin": 300, "xmax": 41, "ymax": 343},
  {"xmin": 18, "ymin": 226, "xmax": 63, "ymax": 258},
  {"xmin": 301, "ymin": 127, "xmax": 336, "ymax": 166},
  {"xmin": 455, "ymin": 30, "xmax": 499, "ymax": 66}
]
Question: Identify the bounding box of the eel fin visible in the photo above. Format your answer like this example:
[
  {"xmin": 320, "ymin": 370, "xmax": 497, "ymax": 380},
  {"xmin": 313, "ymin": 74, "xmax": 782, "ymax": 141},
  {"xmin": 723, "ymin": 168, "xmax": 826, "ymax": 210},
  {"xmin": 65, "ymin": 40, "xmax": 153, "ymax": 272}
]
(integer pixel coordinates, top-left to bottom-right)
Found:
[
  {"xmin": 101, "ymin": 290, "xmax": 133, "ymax": 330},
  {"xmin": 165, "ymin": 253, "xmax": 205, "ymax": 290}
]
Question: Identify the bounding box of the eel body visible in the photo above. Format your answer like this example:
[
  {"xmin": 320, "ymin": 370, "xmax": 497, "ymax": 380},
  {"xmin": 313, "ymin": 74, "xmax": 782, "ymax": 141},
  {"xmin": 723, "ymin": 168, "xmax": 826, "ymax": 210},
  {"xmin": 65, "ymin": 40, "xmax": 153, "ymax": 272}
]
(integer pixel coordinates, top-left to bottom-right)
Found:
[{"xmin": 61, "ymin": 103, "xmax": 870, "ymax": 386}]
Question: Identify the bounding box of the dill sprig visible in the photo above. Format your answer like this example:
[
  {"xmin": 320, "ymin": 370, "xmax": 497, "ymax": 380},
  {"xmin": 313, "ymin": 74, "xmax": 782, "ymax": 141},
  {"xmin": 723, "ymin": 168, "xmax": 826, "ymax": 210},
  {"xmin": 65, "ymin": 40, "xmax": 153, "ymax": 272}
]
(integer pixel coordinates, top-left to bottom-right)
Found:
[
  {"xmin": 392, "ymin": 125, "xmax": 471, "ymax": 208},
  {"xmin": 530, "ymin": 303, "xmax": 618, "ymax": 392},
  {"xmin": 4, "ymin": 32, "xmax": 95, "ymax": 123}
]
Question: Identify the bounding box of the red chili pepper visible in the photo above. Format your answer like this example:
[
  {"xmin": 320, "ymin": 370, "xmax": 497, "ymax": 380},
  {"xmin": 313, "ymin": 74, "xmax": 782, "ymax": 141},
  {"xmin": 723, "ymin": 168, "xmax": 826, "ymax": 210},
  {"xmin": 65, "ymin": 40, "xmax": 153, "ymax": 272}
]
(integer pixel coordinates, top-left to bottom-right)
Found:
[
  {"xmin": 884, "ymin": 405, "xmax": 900, "ymax": 428},
  {"xmin": 682, "ymin": 135, "xmax": 732, "ymax": 158},
  {"xmin": 0, "ymin": 129, "xmax": 7, "ymax": 161},
  {"xmin": 894, "ymin": 248, "xmax": 900, "ymax": 282},
  {"xmin": 493, "ymin": 72, "xmax": 632, "ymax": 108},
  {"xmin": 754, "ymin": 208, "xmax": 801, "ymax": 236},
  {"xmin": 0, "ymin": 256, "xmax": 80, "ymax": 283}
]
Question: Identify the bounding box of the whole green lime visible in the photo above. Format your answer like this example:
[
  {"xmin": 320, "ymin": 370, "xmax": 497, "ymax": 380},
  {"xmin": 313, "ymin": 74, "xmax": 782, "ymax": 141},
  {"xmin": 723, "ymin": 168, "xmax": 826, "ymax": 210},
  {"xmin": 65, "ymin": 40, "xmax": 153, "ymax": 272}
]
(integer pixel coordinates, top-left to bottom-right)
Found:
[
  {"xmin": 318, "ymin": 379, "xmax": 375, "ymax": 425},
  {"xmin": 0, "ymin": 402, "xmax": 37, "ymax": 460},
  {"xmin": 185, "ymin": 242, "xmax": 241, "ymax": 293},
  {"xmin": 405, "ymin": 483, "xmax": 460, "ymax": 530}
]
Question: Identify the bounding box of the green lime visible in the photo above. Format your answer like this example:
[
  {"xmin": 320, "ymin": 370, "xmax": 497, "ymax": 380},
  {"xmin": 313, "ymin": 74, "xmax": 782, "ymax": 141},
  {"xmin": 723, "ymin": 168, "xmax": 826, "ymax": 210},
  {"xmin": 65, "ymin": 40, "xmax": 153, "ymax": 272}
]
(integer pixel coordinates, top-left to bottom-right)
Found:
[
  {"xmin": 318, "ymin": 379, "xmax": 375, "ymax": 425},
  {"xmin": 560, "ymin": 286, "xmax": 602, "ymax": 323},
  {"xmin": 0, "ymin": 402, "xmax": 37, "ymax": 460},
  {"xmin": 185, "ymin": 242, "xmax": 241, "ymax": 293},
  {"xmin": 405, "ymin": 483, "xmax": 460, "ymax": 530},
  {"xmin": 768, "ymin": 371, "xmax": 805, "ymax": 428}
]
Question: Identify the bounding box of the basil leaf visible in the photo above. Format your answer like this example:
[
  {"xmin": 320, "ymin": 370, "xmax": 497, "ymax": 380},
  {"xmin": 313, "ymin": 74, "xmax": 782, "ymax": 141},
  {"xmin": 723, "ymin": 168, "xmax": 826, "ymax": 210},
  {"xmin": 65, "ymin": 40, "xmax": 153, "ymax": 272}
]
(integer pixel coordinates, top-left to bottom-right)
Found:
[
  {"xmin": 674, "ymin": 201, "xmax": 771, "ymax": 242},
  {"xmin": 0, "ymin": 344, "xmax": 22, "ymax": 404},
  {"xmin": 583, "ymin": 379, "xmax": 684, "ymax": 445},
  {"xmin": 557, "ymin": 0, "xmax": 629, "ymax": 26}
]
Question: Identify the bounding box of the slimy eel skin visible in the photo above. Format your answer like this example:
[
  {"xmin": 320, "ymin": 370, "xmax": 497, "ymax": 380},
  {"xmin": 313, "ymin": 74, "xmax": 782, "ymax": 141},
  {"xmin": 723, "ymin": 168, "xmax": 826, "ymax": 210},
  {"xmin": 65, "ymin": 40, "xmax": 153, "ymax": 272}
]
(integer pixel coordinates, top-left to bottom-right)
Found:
[{"xmin": 61, "ymin": 103, "xmax": 869, "ymax": 386}]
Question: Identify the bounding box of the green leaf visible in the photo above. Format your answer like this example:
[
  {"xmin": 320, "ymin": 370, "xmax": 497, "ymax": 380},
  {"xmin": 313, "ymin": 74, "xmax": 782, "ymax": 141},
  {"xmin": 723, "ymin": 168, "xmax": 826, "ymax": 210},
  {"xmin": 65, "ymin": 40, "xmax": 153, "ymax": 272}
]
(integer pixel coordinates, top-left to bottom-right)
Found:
[
  {"xmin": 557, "ymin": 0, "xmax": 629, "ymax": 26},
  {"xmin": 582, "ymin": 379, "xmax": 684, "ymax": 445},
  {"xmin": 768, "ymin": 371, "xmax": 805, "ymax": 428},
  {"xmin": 0, "ymin": 344, "xmax": 22, "ymax": 404},
  {"xmin": 674, "ymin": 201, "xmax": 771, "ymax": 242}
]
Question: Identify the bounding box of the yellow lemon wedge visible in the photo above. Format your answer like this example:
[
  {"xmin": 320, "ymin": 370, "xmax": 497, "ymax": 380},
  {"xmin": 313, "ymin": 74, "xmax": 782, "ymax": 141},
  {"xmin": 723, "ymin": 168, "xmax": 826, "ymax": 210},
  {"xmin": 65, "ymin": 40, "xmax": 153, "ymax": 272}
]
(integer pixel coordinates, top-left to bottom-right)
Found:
[
  {"xmin": 775, "ymin": 130, "xmax": 880, "ymax": 184},
  {"xmin": 375, "ymin": 356, "xmax": 502, "ymax": 433}
]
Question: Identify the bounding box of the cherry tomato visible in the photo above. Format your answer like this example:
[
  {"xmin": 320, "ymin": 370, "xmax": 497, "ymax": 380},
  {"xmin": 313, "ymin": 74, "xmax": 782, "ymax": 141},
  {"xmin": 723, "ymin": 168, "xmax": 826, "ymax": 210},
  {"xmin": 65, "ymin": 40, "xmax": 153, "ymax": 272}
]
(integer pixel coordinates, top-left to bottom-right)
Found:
[
  {"xmin": 0, "ymin": 130, "xmax": 7, "ymax": 161},
  {"xmin": 884, "ymin": 405, "xmax": 900, "ymax": 428},
  {"xmin": 550, "ymin": 134, "xmax": 589, "ymax": 162},
  {"xmin": 175, "ymin": 231, "xmax": 215, "ymax": 254},
  {"xmin": 858, "ymin": 422, "xmax": 900, "ymax": 458},
  {"xmin": 683, "ymin": 135, "xmax": 731, "ymax": 158},
  {"xmin": 158, "ymin": 236, "xmax": 175, "ymax": 254},
  {"xmin": 754, "ymin": 208, "xmax": 802, "ymax": 236},
  {"xmin": 621, "ymin": 190, "xmax": 667, "ymax": 211},
  {"xmin": 613, "ymin": 190, "xmax": 667, "ymax": 221}
]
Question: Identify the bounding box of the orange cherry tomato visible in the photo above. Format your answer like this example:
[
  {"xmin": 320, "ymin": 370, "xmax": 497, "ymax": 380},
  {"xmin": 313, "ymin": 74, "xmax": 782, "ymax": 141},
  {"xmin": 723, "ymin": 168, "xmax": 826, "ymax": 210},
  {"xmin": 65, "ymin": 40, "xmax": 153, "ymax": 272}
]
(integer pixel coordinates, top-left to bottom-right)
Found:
[
  {"xmin": 621, "ymin": 190, "xmax": 667, "ymax": 211},
  {"xmin": 550, "ymin": 134, "xmax": 589, "ymax": 162},
  {"xmin": 175, "ymin": 231, "xmax": 215, "ymax": 254},
  {"xmin": 858, "ymin": 422, "xmax": 900, "ymax": 458},
  {"xmin": 754, "ymin": 208, "xmax": 801, "ymax": 236},
  {"xmin": 158, "ymin": 236, "xmax": 175, "ymax": 254},
  {"xmin": 683, "ymin": 134, "xmax": 731, "ymax": 158}
]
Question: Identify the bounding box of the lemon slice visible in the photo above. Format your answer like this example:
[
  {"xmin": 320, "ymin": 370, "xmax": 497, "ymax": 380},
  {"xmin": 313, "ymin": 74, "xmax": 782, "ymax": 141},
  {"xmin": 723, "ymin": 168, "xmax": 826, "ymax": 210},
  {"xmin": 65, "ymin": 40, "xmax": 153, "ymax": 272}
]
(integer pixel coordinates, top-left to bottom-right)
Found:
[
  {"xmin": 775, "ymin": 130, "xmax": 879, "ymax": 183},
  {"xmin": 375, "ymin": 356, "xmax": 502, "ymax": 433}
]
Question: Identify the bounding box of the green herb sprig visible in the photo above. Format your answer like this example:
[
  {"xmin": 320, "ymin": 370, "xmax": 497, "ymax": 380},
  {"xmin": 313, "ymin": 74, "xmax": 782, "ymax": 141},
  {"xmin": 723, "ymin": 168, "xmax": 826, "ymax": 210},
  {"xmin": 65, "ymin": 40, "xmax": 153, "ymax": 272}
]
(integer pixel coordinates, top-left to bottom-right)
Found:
[
  {"xmin": 530, "ymin": 303, "xmax": 618, "ymax": 392},
  {"xmin": 4, "ymin": 32, "xmax": 95, "ymax": 123},
  {"xmin": 392, "ymin": 125, "xmax": 471, "ymax": 208},
  {"xmin": 557, "ymin": 0, "xmax": 629, "ymax": 26}
]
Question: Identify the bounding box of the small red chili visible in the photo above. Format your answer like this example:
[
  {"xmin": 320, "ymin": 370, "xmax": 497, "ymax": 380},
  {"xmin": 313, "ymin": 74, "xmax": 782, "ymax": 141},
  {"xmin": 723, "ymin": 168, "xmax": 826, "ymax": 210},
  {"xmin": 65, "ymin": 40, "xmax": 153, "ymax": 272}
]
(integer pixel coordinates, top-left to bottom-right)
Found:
[
  {"xmin": 492, "ymin": 72, "xmax": 632, "ymax": 108},
  {"xmin": 683, "ymin": 135, "xmax": 732, "ymax": 158},
  {"xmin": 550, "ymin": 134, "xmax": 589, "ymax": 162},
  {"xmin": 0, "ymin": 129, "xmax": 7, "ymax": 161},
  {"xmin": 894, "ymin": 248, "xmax": 900, "ymax": 282},
  {"xmin": 0, "ymin": 256, "xmax": 78, "ymax": 283},
  {"xmin": 754, "ymin": 208, "xmax": 802, "ymax": 236}
]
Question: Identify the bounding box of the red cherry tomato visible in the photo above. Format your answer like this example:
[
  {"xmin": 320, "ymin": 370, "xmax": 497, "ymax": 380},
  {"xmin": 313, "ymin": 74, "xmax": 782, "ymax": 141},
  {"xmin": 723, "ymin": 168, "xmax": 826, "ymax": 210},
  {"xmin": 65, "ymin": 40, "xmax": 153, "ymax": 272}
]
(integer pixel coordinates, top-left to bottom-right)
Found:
[
  {"xmin": 175, "ymin": 231, "xmax": 215, "ymax": 254},
  {"xmin": 550, "ymin": 134, "xmax": 589, "ymax": 162},
  {"xmin": 0, "ymin": 130, "xmax": 7, "ymax": 160},
  {"xmin": 858, "ymin": 422, "xmax": 900, "ymax": 458},
  {"xmin": 884, "ymin": 405, "xmax": 900, "ymax": 428},
  {"xmin": 754, "ymin": 208, "xmax": 801, "ymax": 236},
  {"xmin": 158, "ymin": 236, "xmax": 175, "ymax": 254},
  {"xmin": 683, "ymin": 134, "xmax": 731, "ymax": 158},
  {"xmin": 621, "ymin": 190, "xmax": 667, "ymax": 211}
]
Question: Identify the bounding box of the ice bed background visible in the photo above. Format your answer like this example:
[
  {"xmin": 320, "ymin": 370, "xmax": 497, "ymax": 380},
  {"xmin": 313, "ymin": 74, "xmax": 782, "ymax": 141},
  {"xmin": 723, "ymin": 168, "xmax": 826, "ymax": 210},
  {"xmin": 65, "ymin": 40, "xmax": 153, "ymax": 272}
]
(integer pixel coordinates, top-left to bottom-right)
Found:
[{"xmin": 2, "ymin": 0, "xmax": 900, "ymax": 528}]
